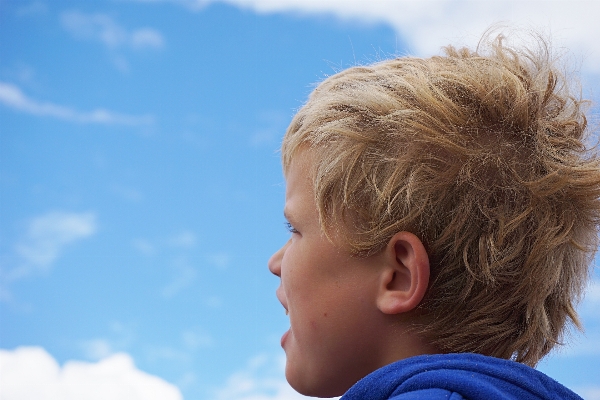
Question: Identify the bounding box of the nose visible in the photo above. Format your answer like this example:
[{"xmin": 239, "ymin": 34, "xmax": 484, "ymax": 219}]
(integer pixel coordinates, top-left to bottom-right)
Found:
[{"xmin": 268, "ymin": 240, "xmax": 289, "ymax": 277}]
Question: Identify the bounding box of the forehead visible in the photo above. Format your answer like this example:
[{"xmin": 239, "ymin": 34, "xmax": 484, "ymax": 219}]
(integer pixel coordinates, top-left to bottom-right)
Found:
[
  {"xmin": 284, "ymin": 151, "xmax": 317, "ymax": 221},
  {"xmin": 285, "ymin": 150, "xmax": 314, "ymax": 197}
]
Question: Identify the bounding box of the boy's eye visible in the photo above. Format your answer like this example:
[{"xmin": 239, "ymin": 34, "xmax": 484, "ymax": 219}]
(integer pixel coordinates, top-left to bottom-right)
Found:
[{"xmin": 285, "ymin": 222, "xmax": 299, "ymax": 234}]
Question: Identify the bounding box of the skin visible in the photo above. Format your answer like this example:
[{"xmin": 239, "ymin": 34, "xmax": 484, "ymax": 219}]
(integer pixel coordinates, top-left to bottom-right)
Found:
[{"xmin": 268, "ymin": 150, "xmax": 436, "ymax": 397}]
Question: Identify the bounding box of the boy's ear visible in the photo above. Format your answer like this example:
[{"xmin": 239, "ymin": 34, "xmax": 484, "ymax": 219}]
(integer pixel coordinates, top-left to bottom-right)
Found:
[{"xmin": 376, "ymin": 231, "xmax": 430, "ymax": 315}]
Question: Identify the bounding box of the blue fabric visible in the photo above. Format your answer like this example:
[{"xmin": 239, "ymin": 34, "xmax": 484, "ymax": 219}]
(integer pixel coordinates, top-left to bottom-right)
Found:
[{"xmin": 341, "ymin": 353, "xmax": 582, "ymax": 400}]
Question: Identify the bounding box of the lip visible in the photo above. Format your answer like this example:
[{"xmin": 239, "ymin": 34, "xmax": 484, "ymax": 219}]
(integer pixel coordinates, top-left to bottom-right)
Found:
[
  {"xmin": 281, "ymin": 329, "xmax": 290, "ymax": 348},
  {"xmin": 276, "ymin": 286, "xmax": 289, "ymax": 314}
]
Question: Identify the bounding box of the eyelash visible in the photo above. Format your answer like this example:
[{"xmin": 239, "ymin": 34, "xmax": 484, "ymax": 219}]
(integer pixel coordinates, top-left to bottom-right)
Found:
[{"xmin": 285, "ymin": 222, "xmax": 299, "ymax": 234}]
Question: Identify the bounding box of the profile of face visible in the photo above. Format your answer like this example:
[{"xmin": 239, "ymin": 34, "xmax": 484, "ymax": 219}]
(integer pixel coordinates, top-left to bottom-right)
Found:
[{"xmin": 268, "ymin": 151, "xmax": 392, "ymax": 397}]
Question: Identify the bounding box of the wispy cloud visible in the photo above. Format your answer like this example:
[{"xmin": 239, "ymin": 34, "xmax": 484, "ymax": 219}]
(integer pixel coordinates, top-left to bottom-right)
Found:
[
  {"xmin": 578, "ymin": 279, "xmax": 600, "ymax": 322},
  {"xmin": 0, "ymin": 347, "xmax": 183, "ymax": 400},
  {"xmin": 80, "ymin": 338, "xmax": 114, "ymax": 360},
  {"xmin": 133, "ymin": 238, "xmax": 157, "ymax": 256},
  {"xmin": 16, "ymin": 1, "xmax": 48, "ymax": 16},
  {"xmin": 2, "ymin": 211, "xmax": 97, "ymax": 286},
  {"xmin": 60, "ymin": 10, "xmax": 165, "ymax": 50},
  {"xmin": 126, "ymin": 0, "xmax": 211, "ymax": 12},
  {"xmin": 80, "ymin": 321, "xmax": 136, "ymax": 361},
  {"xmin": 111, "ymin": 185, "xmax": 145, "ymax": 202},
  {"xmin": 543, "ymin": 279, "xmax": 600, "ymax": 358},
  {"xmin": 161, "ymin": 257, "xmax": 197, "ymax": 298},
  {"xmin": 0, "ymin": 82, "xmax": 154, "ymax": 125},
  {"xmin": 182, "ymin": 328, "xmax": 213, "ymax": 350},
  {"xmin": 249, "ymin": 110, "xmax": 289, "ymax": 148},
  {"xmin": 140, "ymin": 0, "xmax": 600, "ymax": 74},
  {"xmin": 207, "ymin": 252, "xmax": 231, "ymax": 269},
  {"xmin": 168, "ymin": 230, "xmax": 198, "ymax": 248}
]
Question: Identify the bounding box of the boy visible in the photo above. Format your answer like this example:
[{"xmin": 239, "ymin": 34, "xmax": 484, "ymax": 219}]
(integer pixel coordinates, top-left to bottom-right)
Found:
[{"xmin": 269, "ymin": 33, "xmax": 600, "ymax": 399}]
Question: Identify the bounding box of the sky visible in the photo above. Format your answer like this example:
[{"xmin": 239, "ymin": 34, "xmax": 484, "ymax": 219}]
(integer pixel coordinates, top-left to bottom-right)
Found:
[{"xmin": 1, "ymin": 1, "xmax": 599, "ymax": 399}]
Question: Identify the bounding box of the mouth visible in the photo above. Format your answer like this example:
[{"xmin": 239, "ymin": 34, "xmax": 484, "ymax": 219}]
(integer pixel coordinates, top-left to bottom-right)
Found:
[
  {"xmin": 276, "ymin": 287, "xmax": 289, "ymax": 316},
  {"xmin": 276, "ymin": 288, "xmax": 290, "ymax": 348}
]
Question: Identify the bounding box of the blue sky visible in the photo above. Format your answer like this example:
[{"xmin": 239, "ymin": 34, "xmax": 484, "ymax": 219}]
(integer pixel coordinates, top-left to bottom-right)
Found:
[{"xmin": 1, "ymin": 1, "xmax": 599, "ymax": 399}]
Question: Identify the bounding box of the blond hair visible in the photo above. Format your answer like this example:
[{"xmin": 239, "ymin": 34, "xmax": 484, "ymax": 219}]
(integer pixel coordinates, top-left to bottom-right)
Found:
[{"xmin": 281, "ymin": 34, "xmax": 600, "ymax": 366}]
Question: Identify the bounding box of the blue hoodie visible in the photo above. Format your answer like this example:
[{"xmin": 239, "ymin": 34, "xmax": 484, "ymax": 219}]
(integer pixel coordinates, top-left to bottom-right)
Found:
[{"xmin": 341, "ymin": 353, "xmax": 581, "ymax": 400}]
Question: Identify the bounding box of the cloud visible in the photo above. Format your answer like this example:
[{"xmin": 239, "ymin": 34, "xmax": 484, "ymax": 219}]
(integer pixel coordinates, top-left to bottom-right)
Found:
[
  {"xmin": 204, "ymin": 295, "xmax": 223, "ymax": 308},
  {"xmin": 244, "ymin": 1, "xmax": 599, "ymax": 67},
  {"xmin": 213, "ymin": 353, "xmax": 310, "ymax": 400},
  {"xmin": 16, "ymin": 1, "xmax": 48, "ymax": 16},
  {"xmin": 584, "ymin": 279, "xmax": 600, "ymax": 302},
  {"xmin": 126, "ymin": 0, "xmax": 211, "ymax": 12},
  {"xmin": 249, "ymin": 111, "xmax": 290, "ymax": 148},
  {"xmin": 168, "ymin": 230, "xmax": 198, "ymax": 248},
  {"xmin": 2, "ymin": 211, "xmax": 96, "ymax": 285},
  {"xmin": 578, "ymin": 279, "xmax": 600, "ymax": 322},
  {"xmin": 142, "ymin": 0, "xmax": 600, "ymax": 75},
  {"xmin": 79, "ymin": 321, "xmax": 136, "ymax": 361},
  {"xmin": 182, "ymin": 328, "xmax": 213, "ymax": 350},
  {"xmin": 207, "ymin": 252, "xmax": 231, "ymax": 269},
  {"xmin": 133, "ymin": 238, "xmax": 157, "ymax": 256},
  {"xmin": 112, "ymin": 185, "xmax": 145, "ymax": 202},
  {"xmin": 161, "ymin": 257, "xmax": 197, "ymax": 298},
  {"xmin": 574, "ymin": 386, "xmax": 600, "ymax": 400},
  {"xmin": 80, "ymin": 339, "xmax": 114, "ymax": 361},
  {"xmin": 544, "ymin": 279, "xmax": 600, "ymax": 358},
  {"xmin": 0, "ymin": 82, "xmax": 154, "ymax": 125},
  {"xmin": 60, "ymin": 11, "xmax": 165, "ymax": 50},
  {"xmin": 131, "ymin": 28, "xmax": 166, "ymax": 49},
  {"xmin": 0, "ymin": 346, "xmax": 182, "ymax": 400}
]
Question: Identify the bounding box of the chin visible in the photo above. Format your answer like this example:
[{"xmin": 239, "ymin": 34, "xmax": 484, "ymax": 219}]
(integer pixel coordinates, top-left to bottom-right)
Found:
[{"xmin": 285, "ymin": 363, "xmax": 348, "ymax": 398}]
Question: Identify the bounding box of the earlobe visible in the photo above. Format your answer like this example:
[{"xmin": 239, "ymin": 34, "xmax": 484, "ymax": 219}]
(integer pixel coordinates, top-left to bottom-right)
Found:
[{"xmin": 376, "ymin": 232, "xmax": 430, "ymax": 315}]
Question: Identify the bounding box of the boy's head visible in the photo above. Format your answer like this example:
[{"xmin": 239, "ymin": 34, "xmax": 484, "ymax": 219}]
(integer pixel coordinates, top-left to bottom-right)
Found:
[{"xmin": 269, "ymin": 33, "xmax": 600, "ymax": 397}]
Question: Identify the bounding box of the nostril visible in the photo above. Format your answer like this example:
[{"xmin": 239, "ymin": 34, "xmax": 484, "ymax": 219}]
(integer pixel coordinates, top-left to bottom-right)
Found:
[{"xmin": 268, "ymin": 250, "xmax": 282, "ymax": 277}]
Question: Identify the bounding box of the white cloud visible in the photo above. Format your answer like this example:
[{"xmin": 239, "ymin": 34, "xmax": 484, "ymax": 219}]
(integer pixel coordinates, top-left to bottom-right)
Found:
[
  {"xmin": 248, "ymin": 1, "xmax": 599, "ymax": 67},
  {"xmin": 0, "ymin": 82, "xmax": 154, "ymax": 125},
  {"xmin": 146, "ymin": 0, "xmax": 600, "ymax": 75},
  {"xmin": 2, "ymin": 211, "xmax": 96, "ymax": 284},
  {"xmin": 213, "ymin": 354, "xmax": 310, "ymax": 400},
  {"xmin": 0, "ymin": 346, "xmax": 182, "ymax": 400},
  {"xmin": 61, "ymin": 11, "xmax": 165, "ymax": 50}
]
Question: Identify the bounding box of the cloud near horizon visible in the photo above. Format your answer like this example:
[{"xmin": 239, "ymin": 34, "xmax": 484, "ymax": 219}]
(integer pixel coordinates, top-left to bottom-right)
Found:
[
  {"xmin": 0, "ymin": 347, "xmax": 183, "ymax": 400},
  {"xmin": 0, "ymin": 82, "xmax": 154, "ymax": 125}
]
